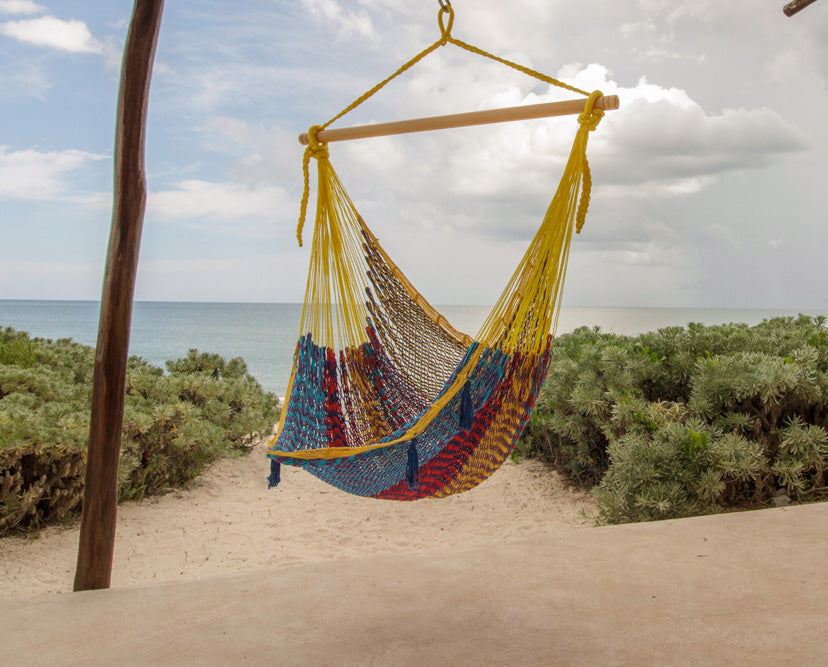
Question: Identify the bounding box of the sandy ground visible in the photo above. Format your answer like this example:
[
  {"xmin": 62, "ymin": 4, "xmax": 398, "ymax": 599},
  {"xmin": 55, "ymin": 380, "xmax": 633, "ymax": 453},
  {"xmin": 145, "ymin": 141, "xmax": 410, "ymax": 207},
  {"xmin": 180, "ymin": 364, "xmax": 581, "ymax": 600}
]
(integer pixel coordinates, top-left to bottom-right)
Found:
[
  {"xmin": 3, "ymin": 502, "xmax": 825, "ymax": 664},
  {"xmin": 0, "ymin": 443, "xmax": 594, "ymax": 601}
]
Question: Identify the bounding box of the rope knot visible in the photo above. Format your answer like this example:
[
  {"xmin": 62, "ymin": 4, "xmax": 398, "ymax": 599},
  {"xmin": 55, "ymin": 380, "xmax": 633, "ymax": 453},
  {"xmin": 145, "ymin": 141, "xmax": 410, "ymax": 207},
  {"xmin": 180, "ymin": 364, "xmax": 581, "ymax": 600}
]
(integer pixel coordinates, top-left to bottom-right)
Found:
[
  {"xmin": 305, "ymin": 125, "xmax": 329, "ymax": 160},
  {"xmin": 438, "ymin": 3, "xmax": 454, "ymax": 43},
  {"xmin": 577, "ymin": 90, "xmax": 605, "ymax": 132}
]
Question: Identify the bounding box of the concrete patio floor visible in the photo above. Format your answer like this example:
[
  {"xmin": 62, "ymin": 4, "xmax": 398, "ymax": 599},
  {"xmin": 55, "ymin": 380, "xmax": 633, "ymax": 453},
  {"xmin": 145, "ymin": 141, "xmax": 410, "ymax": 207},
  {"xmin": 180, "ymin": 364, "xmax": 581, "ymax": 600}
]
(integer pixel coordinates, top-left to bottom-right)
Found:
[{"xmin": 2, "ymin": 502, "xmax": 826, "ymax": 666}]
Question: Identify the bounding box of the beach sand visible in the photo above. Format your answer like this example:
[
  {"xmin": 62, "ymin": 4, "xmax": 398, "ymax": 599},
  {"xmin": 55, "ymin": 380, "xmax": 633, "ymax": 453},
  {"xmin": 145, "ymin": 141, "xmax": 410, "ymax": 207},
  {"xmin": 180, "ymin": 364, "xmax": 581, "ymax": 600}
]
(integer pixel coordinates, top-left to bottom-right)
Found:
[
  {"xmin": 1, "ymin": 442, "xmax": 594, "ymax": 601},
  {"xmin": 2, "ymin": 497, "xmax": 825, "ymax": 664},
  {"xmin": 3, "ymin": 444, "xmax": 826, "ymax": 663}
]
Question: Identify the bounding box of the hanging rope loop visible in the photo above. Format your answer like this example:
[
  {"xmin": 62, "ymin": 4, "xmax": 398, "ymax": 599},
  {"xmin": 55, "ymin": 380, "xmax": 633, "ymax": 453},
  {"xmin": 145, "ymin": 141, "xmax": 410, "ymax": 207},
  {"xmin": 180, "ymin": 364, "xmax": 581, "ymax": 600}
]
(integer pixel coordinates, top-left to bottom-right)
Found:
[
  {"xmin": 573, "ymin": 91, "xmax": 605, "ymax": 234},
  {"xmin": 438, "ymin": 2, "xmax": 454, "ymax": 42},
  {"xmin": 297, "ymin": 125, "xmax": 328, "ymax": 247}
]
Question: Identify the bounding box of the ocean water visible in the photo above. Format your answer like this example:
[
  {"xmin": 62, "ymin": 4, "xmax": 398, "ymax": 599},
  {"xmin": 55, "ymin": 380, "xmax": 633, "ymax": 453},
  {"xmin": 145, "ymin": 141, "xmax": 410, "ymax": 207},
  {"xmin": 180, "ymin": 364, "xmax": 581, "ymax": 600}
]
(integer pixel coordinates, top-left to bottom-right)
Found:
[{"xmin": 1, "ymin": 300, "xmax": 826, "ymax": 396}]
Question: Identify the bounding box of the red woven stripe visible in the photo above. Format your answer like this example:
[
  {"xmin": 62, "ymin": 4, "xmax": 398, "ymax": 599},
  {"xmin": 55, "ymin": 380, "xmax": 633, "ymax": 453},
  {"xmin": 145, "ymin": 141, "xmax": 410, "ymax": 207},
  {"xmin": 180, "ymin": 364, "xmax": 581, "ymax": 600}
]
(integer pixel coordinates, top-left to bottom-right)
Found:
[{"xmin": 372, "ymin": 378, "xmax": 503, "ymax": 501}]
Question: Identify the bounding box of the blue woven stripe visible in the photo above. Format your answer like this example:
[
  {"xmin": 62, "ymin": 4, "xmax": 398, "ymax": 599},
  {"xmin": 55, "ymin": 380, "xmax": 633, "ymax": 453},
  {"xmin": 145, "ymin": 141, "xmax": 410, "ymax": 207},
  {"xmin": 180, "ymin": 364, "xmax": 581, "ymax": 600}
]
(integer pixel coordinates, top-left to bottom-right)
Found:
[
  {"xmin": 269, "ymin": 326, "xmax": 554, "ymax": 499},
  {"xmin": 293, "ymin": 345, "xmax": 527, "ymax": 497}
]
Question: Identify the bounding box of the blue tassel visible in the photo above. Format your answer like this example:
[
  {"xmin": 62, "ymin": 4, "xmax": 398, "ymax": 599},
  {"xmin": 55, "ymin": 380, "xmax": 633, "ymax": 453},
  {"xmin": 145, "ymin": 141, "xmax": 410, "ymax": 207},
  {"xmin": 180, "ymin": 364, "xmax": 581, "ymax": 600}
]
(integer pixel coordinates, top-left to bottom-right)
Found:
[
  {"xmin": 406, "ymin": 441, "xmax": 419, "ymax": 490},
  {"xmin": 459, "ymin": 381, "xmax": 473, "ymax": 430},
  {"xmin": 267, "ymin": 458, "xmax": 281, "ymax": 489}
]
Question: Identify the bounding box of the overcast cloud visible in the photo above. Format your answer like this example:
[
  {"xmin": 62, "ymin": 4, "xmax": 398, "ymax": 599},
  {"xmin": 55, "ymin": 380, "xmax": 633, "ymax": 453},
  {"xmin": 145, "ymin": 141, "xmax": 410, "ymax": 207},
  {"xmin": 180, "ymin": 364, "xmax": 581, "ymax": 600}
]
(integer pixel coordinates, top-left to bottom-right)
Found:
[{"xmin": 0, "ymin": 0, "xmax": 826, "ymax": 308}]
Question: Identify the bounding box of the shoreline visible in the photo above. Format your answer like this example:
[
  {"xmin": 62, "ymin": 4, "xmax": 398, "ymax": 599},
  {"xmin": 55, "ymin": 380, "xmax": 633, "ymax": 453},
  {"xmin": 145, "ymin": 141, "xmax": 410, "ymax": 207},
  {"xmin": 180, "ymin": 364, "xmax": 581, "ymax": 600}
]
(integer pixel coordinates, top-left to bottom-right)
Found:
[{"xmin": 1, "ymin": 442, "xmax": 595, "ymax": 601}]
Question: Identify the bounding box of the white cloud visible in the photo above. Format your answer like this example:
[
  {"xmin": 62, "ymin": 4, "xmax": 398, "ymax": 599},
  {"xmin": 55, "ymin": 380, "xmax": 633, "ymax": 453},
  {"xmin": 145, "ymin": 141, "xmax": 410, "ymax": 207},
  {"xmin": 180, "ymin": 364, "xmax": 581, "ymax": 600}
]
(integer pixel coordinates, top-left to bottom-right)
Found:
[
  {"xmin": 167, "ymin": 63, "xmax": 328, "ymax": 113},
  {"xmin": 301, "ymin": 0, "xmax": 376, "ymax": 42},
  {"xmin": 281, "ymin": 50, "xmax": 812, "ymax": 279},
  {"xmin": 0, "ymin": 58, "xmax": 50, "ymax": 100},
  {"xmin": 1, "ymin": 0, "xmax": 824, "ymax": 309},
  {"xmin": 596, "ymin": 94, "xmax": 808, "ymax": 189},
  {"xmin": 0, "ymin": 15, "xmax": 103, "ymax": 53},
  {"xmin": 135, "ymin": 254, "xmax": 309, "ymax": 302},
  {"xmin": 431, "ymin": 63, "xmax": 805, "ymax": 199},
  {"xmin": 0, "ymin": 259, "xmax": 104, "ymax": 300},
  {"xmin": 203, "ymin": 116, "xmax": 259, "ymax": 148},
  {"xmin": 148, "ymin": 180, "xmax": 293, "ymax": 231},
  {"xmin": 199, "ymin": 117, "xmax": 304, "ymax": 183},
  {"xmin": 0, "ymin": 1, "xmax": 43, "ymax": 15},
  {"xmin": 766, "ymin": 50, "xmax": 802, "ymax": 85},
  {"xmin": 101, "ymin": 36, "xmax": 125, "ymax": 71},
  {"xmin": 586, "ymin": 240, "xmax": 687, "ymax": 268},
  {"xmin": 700, "ymin": 223, "xmax": 740, "ymax": 250},
  {"xmin": 600, "ymin": 176, "xmax": 715, "ymax": 200},
  {"xmin": 0, "ymin": 145, "xmax": 107, "ymax": 200},
  {"xmin": 342, "ymin": 61, "xmax": 807, "ymax": 211}
]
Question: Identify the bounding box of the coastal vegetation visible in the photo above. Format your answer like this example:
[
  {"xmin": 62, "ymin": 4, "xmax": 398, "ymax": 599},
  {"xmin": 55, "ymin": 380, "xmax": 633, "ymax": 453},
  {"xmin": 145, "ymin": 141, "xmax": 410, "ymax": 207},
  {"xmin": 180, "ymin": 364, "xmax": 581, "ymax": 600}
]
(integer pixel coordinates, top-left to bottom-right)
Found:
[
  {"xmin": 3, "ymin": 315, "xmax": 827, "ymax": 535},
  {"xmin": 521, "ymin": 315, "xmax": 828, "ymax": 524},
  {"xmin": 0, "ymin": 328, "xmax": 279, "ymax": 535}
]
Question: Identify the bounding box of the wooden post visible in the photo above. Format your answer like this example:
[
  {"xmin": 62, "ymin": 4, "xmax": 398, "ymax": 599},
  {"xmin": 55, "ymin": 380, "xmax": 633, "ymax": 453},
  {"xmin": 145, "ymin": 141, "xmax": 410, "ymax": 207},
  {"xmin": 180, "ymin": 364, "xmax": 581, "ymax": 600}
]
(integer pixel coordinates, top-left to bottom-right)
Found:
[{"xmin": 74, "ymin": 0, "xmax": 165, "ymax": 592}]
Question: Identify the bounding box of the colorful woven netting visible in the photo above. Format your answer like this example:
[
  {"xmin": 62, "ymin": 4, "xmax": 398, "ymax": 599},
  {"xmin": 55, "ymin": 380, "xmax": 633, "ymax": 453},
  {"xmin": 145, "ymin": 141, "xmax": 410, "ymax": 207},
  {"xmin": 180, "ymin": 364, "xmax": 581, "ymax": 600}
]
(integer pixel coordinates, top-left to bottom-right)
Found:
[{"xmin": 266, "ymin": 4, "xmax": 606, "ymax": 500}]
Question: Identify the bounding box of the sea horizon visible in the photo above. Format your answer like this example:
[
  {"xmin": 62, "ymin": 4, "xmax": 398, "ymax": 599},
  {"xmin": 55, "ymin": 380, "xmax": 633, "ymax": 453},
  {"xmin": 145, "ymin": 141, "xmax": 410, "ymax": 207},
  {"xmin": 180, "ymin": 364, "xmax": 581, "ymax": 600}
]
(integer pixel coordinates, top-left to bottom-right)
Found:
[
  {"xmin": 3, "ymin": 299, "xmax": 827, "ymax": 396},
  {"xmin": 3, "ymin": 298, "xmax": 828, "ymax": 307}
]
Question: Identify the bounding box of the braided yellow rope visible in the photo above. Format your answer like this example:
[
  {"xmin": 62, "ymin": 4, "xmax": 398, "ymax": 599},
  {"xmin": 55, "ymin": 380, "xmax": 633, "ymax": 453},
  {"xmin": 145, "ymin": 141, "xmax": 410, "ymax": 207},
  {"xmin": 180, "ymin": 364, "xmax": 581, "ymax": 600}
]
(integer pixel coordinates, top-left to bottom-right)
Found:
[
  {"xmin": 297, "ymin": 3, "xmax": 600, "ymax": 246},
  {"xmin": 575, "ymin": 91, "xmax": 604, "ymax": 233},
  {"xmin": 297, "ymin": 125, "xmax": 326, "ymax": 246},
  {"xmin": 445, "ymin": 37, "xmax": 589, "ymax": 98}
]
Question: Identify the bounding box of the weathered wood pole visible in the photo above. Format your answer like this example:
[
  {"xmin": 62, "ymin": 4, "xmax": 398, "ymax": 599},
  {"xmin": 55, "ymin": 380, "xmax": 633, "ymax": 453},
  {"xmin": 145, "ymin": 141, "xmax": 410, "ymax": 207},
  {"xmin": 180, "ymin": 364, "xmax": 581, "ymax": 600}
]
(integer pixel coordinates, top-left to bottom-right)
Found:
[
  {"xmin": 74, "ymin": 0, "xmax": 165, "ymax": 592},
  {"xmin": 783, "ymin": 0, "xmax": 821, "ymax": 16}
]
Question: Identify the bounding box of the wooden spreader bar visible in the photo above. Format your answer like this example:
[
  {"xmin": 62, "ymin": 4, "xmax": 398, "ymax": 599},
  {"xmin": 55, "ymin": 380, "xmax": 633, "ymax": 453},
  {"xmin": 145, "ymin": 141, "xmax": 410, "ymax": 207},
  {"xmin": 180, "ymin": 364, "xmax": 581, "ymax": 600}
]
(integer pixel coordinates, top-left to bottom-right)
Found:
[{"xmin": 299, "ymin": 94, "xmax": 620, "ymax": 145}]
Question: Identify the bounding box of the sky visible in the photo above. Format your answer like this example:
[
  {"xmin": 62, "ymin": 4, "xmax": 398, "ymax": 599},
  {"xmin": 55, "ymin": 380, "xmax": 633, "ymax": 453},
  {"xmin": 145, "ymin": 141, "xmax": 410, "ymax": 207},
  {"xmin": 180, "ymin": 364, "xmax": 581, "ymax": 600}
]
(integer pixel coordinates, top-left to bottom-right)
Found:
[{"xmin": 0, "ymin": 0, "xmax": 826, "ymax": 308}]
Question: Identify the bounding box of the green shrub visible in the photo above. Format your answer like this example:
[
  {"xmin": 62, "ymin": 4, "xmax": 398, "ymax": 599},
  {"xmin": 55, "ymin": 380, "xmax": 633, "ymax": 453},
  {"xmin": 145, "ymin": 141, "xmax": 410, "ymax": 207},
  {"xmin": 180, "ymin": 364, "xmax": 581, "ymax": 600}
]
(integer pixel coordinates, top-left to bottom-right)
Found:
[
  {"xmin": 523, "ymin": 327, "xmax": 658, "ymax": 485},
  {"xmin": 0, "ymin": 329, "xmax": 280, "ymax": 534},
  {"xmin": 523, "ymin": 315, "xmax": 828, "ymax": 523},
  {"xmin": 594, "ymin": 414, "xmax": 765, "ymax": 524}
]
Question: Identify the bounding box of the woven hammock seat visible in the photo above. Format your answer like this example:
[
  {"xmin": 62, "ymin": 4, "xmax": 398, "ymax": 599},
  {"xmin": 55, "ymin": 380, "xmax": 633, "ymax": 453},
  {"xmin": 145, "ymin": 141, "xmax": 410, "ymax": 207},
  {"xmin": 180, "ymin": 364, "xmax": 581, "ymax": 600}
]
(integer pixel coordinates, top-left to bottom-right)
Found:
[{"xmin": 266, "ymin": 3, "xmax": 613, "ymax": 500}]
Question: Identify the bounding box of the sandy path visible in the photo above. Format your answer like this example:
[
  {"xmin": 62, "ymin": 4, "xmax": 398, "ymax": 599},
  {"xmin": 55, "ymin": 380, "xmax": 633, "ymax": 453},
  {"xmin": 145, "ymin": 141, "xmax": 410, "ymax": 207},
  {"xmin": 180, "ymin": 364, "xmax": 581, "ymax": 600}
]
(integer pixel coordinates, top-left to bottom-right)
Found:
[{"xmin": 1, "ymin": 443, "xmax": 595, "ymax": 601}]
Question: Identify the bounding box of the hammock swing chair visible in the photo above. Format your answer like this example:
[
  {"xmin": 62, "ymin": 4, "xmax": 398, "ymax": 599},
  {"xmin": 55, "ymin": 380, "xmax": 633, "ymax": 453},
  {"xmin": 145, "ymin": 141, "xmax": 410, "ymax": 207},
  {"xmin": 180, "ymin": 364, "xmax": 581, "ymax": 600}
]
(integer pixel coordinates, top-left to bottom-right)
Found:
[{"xmin": 266, "ymin": 1, "xmax": 618, "ymax": 500}]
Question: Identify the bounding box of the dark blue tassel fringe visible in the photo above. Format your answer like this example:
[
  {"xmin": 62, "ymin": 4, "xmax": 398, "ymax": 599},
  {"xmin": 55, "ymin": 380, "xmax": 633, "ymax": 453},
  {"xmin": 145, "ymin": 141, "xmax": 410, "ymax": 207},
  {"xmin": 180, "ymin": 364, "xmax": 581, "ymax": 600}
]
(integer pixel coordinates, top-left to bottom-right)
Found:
[
  {"xmin": 267, "ymin": 458, "xmax": 281, "ymax": 489},
  {"xmin": 406, "ymin": 441, "xmax": 419, "ymax": 490},
  {"xmin": 459, "ymin": 381, "xmax": 473, "ymax": 430}
]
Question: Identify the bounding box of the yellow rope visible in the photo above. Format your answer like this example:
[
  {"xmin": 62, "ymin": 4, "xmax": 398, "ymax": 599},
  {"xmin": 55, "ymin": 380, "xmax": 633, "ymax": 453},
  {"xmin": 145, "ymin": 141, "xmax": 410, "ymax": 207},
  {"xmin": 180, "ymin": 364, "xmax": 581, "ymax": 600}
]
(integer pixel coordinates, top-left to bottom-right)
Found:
[
  {"xmin": 445, "ymin": 36, "xmax": 589, "ymax": 98},
  {"xmin": 296, "ymin": 125, "xmax": 327, "ymax": 247},
  {"xmin": 575, "ymin": 90, "xmax": 604, "ymax": 233},
  {"xmin": 296, "ymin": 3, "xmax": 598, "ymax": 246}
]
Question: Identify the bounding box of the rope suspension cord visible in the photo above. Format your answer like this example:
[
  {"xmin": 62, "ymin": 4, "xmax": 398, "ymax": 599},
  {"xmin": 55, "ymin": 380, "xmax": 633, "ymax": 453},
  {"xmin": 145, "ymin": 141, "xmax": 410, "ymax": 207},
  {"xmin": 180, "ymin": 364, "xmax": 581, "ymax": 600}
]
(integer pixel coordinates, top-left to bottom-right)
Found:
[{"xmin": 296, "ymin": 1, "xmax": 618, "ymax": 246}]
